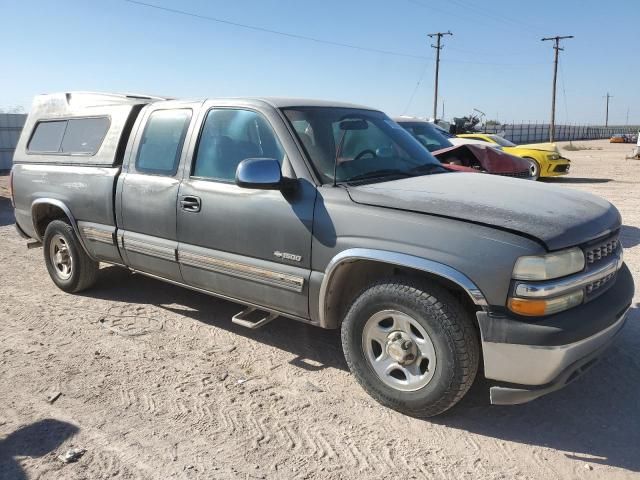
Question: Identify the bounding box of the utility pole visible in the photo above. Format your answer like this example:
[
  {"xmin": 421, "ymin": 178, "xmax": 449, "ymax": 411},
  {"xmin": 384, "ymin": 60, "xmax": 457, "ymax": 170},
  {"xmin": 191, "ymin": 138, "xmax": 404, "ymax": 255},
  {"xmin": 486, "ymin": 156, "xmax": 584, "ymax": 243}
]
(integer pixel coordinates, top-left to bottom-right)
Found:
[
  {"xmin": 541, "ymin": 35, "xmax": 573, "ymax": 142},
  {"xmin": 428, "ymin": 31, "xmax": 452, "ymax": 122},
  {"xmin": 603, "ymin": 93, "xmax": 613, "ymax": 127}
]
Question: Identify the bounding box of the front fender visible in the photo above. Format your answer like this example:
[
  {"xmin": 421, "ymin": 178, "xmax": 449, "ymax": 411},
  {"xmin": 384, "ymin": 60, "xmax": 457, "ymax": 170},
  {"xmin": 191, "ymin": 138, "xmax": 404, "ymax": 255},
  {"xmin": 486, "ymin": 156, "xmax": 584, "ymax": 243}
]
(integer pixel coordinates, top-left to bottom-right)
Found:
[{"xmin": 317, "ymin": 248, "xmax": 489, "ymax": 328}]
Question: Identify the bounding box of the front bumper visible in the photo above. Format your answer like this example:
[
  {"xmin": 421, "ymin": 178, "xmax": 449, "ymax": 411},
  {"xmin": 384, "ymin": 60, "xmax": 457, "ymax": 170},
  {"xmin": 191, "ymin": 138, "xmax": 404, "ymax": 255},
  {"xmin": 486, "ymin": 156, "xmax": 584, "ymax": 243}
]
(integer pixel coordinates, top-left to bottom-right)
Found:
[
  {"xmin": 477, "ymin": 263, "xmax": 634, "ymax": 405},
  {"xmin": 542, "ymin": 157, "xmax": 571, "ymax": 177}
]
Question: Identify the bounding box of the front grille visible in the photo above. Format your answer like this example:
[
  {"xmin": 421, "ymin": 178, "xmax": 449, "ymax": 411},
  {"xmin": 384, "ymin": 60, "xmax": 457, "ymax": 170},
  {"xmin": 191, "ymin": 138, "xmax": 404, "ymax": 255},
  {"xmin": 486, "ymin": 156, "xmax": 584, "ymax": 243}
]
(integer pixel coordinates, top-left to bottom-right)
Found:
[
  {"xmin": 585, "ymin": 236, "xmax": 619, "ymax": 264},
  {"xmin": 498, "ymin": 170, "xmax": 531, "ymax": 179},
  {"xmin": 554, "ymin": 164, "xmax": 570, "ymax": 173},
  {"xmin": 580, "ymin": 232, "xmax": 621, "ymax": 301},
  {"xmin": 585, "ymin": 271, "xmax": 616, "ymax": 296}
]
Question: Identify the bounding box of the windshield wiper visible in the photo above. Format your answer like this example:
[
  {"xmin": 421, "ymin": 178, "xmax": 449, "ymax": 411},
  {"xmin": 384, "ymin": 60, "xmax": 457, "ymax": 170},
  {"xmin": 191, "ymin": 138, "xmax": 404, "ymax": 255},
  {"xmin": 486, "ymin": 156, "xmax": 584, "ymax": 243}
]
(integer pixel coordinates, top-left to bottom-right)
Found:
[
  {"xmin": 345, "ymin": 169, "xmax": 415, "ymax": 184},
  {"xmin": 409, "ymin": 163, "xmax": 448, "ymax": 174}
]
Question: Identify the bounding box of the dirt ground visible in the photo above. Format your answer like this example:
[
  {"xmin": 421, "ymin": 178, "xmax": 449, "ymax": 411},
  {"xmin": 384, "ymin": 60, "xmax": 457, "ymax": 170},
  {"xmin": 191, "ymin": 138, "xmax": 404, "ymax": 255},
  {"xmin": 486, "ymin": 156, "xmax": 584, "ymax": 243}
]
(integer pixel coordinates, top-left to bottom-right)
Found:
[{"xmin": 1, "ymin": 139, "xmax": 639, "ymax": 480}]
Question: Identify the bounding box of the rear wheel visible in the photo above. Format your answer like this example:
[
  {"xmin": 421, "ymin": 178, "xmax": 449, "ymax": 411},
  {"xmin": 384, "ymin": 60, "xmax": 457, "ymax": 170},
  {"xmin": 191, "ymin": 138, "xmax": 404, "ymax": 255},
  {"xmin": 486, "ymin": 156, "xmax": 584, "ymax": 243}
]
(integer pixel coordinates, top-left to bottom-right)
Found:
[
  {"xmin": 43, "ymin": 220, "xmax": 98, "ymax": 293},
  {"xmin": 341, "ymin": 277, "xmax": 479, "ymax": 417}
]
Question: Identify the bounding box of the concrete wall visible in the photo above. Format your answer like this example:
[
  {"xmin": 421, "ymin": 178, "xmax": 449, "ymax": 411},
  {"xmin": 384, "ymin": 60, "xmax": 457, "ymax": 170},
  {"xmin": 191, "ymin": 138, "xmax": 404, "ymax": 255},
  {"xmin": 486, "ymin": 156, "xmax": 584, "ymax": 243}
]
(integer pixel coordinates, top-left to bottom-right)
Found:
[{"xmin": 0, "ymin": 114, "xmax": 27, "ymax": 170}]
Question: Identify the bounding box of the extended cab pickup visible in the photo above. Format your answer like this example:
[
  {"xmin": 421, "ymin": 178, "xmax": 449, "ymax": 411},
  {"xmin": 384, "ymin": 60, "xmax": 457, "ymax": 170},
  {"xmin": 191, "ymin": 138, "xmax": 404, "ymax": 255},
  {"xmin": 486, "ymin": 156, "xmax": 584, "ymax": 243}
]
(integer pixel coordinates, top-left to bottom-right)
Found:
[{"xmin": 11, "ymin": 92, "xmax": 634, "ymax": 417}]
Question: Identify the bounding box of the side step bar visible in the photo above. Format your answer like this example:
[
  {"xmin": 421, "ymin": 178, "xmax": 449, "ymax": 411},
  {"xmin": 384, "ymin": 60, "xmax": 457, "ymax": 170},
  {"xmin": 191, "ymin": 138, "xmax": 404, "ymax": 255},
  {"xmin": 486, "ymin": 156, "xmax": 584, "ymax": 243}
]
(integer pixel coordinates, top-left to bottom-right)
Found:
[{"xmin": 232, "ymin": 307, "xmax": 279, "ymax": 329}]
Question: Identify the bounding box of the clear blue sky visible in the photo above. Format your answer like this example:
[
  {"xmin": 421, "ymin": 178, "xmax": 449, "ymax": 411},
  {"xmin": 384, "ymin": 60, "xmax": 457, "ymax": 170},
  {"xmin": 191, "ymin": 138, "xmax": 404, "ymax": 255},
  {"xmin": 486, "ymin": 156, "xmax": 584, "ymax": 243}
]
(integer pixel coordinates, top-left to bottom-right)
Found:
[{"xmin": 1, "ymin": 0, "xmax": 638, "ymax": 125}]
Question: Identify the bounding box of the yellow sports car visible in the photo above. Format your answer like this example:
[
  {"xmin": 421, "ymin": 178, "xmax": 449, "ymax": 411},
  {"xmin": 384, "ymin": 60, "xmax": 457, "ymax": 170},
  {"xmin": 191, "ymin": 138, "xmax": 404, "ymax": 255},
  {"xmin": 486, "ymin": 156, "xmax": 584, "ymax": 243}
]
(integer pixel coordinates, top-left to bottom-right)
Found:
[{"xmin": 458, "ymin": 133, "xmax": 570, "ymax": 180}]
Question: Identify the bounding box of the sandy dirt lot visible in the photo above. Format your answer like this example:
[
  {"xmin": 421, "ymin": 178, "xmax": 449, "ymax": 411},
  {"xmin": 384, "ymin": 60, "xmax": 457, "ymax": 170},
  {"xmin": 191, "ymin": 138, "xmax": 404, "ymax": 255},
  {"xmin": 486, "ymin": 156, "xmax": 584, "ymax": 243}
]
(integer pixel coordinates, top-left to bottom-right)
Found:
[{"xmin": 1, "ymin": 139, "xmax": 639, "ymax": 480}]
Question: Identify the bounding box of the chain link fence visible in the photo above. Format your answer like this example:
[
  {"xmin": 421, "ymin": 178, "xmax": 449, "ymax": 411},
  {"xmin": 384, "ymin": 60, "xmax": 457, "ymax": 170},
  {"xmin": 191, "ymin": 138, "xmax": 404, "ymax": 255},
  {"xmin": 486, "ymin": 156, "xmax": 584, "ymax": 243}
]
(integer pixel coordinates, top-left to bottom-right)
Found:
[{"xmin": 483, "ymin": 123, "xmax": 639, "ymax": 144}]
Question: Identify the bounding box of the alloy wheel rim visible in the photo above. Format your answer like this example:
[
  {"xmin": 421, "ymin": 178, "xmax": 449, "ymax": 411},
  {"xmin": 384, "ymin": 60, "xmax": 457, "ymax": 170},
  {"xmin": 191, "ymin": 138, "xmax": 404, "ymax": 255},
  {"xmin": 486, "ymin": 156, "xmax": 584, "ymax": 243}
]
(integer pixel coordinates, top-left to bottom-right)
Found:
[
  {"xmin": 362, "ymin": 310, "xmax": 437, "ymax": 392},
  {"xmin": 49, "ymin": 234, "xmax": 72, "ymax": 280}
]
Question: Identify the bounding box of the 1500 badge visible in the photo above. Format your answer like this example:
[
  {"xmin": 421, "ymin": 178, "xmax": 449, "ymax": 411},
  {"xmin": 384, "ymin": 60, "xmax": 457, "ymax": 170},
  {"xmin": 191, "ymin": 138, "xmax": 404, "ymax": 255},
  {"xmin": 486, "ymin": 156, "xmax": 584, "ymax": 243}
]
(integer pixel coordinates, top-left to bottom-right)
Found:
[{"xmin": 274, "ymin": 251, "xmax": 302, "ymax": 262}]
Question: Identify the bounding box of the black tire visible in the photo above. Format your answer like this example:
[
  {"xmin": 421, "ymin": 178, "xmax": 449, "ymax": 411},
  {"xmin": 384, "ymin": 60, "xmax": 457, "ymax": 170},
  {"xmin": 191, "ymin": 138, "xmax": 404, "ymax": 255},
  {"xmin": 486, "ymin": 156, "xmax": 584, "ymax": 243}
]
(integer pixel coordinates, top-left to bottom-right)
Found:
[
  {"xmin": 43, "ymin": 219, "xmax": 98, "ymax": 293},
  {"xmin": 525, "ymin": 157, "xmax": 541, "ymax": 181},
  {"xmin": 341, "ymin": 277, "xmax": 479, "ymax": 418}
]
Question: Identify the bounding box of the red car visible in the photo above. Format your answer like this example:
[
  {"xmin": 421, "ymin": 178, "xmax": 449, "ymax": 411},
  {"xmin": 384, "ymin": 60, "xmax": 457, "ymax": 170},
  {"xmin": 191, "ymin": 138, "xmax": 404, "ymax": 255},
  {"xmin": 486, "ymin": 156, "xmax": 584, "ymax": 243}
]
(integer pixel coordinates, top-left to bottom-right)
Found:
[{"xmin": 395, "ymin": 118, "xmax": 534, "ymax": 179}]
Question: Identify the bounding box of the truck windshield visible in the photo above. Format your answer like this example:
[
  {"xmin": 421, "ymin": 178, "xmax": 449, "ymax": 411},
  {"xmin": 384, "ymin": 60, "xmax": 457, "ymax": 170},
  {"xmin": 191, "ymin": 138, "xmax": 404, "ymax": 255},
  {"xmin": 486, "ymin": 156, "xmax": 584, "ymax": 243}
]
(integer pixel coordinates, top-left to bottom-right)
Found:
[{"xmin": 283, "ymin": 107, "xmax": 445, "ymax": 184}]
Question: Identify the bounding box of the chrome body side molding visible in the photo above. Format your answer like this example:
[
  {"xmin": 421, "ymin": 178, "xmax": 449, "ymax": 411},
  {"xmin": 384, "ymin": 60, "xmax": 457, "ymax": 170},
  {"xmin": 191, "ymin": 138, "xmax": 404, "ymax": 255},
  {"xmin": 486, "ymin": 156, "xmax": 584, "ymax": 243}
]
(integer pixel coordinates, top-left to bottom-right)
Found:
[
  {"xmin": 179, "ymin": 250, "xmax": 305, "ymax": 293},
  {"xmin": 124, "ymin": 237, "xmax": 176, "ymax": 262},
  {"xmin": 318, "ymin": 248, "xmax": 489, "ymax": 328},
  {"xmin": 129, "ymin": 268, "xmax": 312, "ymax": 324},
  {"xmin": 79, "ymin": 225, "xmax": 114, "ymax": 245}
]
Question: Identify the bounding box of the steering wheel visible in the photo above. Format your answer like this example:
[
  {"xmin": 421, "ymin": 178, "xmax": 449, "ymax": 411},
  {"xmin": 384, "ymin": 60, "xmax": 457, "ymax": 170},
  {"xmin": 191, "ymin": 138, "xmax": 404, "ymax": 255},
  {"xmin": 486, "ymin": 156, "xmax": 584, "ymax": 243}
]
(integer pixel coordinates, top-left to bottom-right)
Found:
[{"xmin": 353, "ymin": 149, "xmax": 377, "ymax": 161}]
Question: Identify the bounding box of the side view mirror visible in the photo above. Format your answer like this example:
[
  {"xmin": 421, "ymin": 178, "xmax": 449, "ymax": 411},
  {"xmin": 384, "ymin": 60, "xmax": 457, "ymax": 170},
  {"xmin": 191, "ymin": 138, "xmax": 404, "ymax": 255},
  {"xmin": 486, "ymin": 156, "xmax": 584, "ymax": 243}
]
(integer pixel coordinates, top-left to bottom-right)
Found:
[{"xmin": 235, "ymin": 158, "xmax": 285, "ymax": 190}]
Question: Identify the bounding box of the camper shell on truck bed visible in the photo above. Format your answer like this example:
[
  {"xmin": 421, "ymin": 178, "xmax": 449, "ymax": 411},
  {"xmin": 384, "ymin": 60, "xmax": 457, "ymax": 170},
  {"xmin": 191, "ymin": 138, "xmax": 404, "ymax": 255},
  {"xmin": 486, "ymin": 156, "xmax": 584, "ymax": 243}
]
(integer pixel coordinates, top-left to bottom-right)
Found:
[
  {"xmin": 10, "ymin": 91, "xmax": 634, "ymax": 418},
  {"xmin": 16, "ymin": 92, "xmax": 167, "ymax": 166}
]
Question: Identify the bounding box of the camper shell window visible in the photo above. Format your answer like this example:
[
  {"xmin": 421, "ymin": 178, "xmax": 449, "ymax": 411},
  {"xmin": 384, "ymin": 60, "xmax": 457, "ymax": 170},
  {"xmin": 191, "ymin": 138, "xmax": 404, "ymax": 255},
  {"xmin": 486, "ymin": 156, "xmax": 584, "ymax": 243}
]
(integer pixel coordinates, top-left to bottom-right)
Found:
[{"xmin": 28, "ymin": 117, "xmax": 110, "ymax": 155}]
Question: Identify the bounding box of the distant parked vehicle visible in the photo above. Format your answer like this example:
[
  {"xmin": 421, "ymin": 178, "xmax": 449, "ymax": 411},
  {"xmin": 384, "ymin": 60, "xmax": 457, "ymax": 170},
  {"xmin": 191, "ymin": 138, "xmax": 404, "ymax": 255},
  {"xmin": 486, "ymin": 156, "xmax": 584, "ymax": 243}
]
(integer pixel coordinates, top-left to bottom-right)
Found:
[
  {"xmin": 458, "ymin": 133, "xmax": 571, "ymax": 180},
  {"xmin": 395, "ymin": 118, "xmax": 533, "ymax": 179},
  {"xmin": 610, "ymin": 133, "xmax": 636, "ymax": 143},
  {"xmin": 431, "ymin": 122, "xmax": 506, "ymax": 150}
]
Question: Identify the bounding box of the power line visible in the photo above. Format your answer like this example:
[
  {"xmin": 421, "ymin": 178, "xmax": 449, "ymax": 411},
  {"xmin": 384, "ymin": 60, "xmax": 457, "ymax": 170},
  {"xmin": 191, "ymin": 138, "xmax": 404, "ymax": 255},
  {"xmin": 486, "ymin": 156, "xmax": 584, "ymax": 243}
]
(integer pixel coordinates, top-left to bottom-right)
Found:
[
  {"xmin": 124, "ymin": 0, "xmax": 433, "ymax": 61},
  {"xmin": 403, "ymin": 63, "xmax": 430, "ymax": 115},
  {"xmin": 558, "ymin": 58, "xmax": 570, "ymax": 124},
  {"xmin": 445, "ymin": 0, "xmax": 545, "ymax": 36},
  {"xmin": 407, "ymin": 0, "xmax": 542, "ymax": 38},
  {"xmin": 441, "ymin": 57, "xmax": 550, "ymax": 66},
  {"xmin": 125, "ymin": 0, "xmax": 550, "ymax": 68}
]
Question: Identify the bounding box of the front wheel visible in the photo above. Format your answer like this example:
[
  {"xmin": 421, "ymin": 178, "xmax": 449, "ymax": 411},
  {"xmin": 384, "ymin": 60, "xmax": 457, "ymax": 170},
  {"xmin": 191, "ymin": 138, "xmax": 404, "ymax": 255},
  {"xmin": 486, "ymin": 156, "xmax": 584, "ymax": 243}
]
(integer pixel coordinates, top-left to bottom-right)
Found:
[
  {"xmin": 341, "ymin": 277, "xmax": 479, "ymax": 417},
  {"xmin": 43, "ymin": 219, "xmax": 98, "ymax": 293},
  {"xmin": 525, "ymin": 157, "xmax": 541, "ymax": 181}
]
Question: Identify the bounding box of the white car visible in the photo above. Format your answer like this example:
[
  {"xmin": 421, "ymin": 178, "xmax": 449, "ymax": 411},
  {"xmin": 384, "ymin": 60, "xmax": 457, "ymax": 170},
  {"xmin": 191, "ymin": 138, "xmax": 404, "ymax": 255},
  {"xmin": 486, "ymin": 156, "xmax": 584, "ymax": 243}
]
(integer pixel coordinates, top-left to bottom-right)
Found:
[
  {"xmin": 394, "ymin": 117, "xmax": 504, "ymax": 150},
  {"xmin": 431, "ymin": 123, "xmax": 504, "ymax": 150}
]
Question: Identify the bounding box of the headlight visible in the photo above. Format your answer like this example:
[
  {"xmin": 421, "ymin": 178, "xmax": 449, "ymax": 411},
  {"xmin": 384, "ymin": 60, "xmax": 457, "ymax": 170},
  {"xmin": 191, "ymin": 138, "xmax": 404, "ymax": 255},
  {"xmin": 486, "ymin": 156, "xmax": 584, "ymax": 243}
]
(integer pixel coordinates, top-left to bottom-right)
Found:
[
  {"xmin": 512, "ymin": 248, "xmax": 585, "ymax": 280},
  {"xmin": 548, "ymin": 154, "xmax": 560, "ymax": 160},
  {"xmin": 508, "ymin": 290, "xmax": 584, "ymax": 316}
]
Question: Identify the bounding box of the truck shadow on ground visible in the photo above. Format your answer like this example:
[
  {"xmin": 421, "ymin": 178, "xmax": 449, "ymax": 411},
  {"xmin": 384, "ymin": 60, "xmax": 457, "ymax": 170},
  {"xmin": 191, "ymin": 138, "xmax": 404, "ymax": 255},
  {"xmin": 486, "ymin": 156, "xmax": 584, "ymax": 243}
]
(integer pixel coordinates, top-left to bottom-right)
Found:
[
  {"xmin": 621, "ymin": 225, "xmax": 640, "ymax": 248},
  {"xmin": 87, "ymin": 266, "xmax": 348, "ymax": 373},
  {"xmin": 542, "ymin": 177, "xmax": 612, "ymax": 184},
  {"xmin": 0, "ymin": 419, "xmax": 78, "ymax": 480},
  {"xmin": 88, "ymin": 266, "xmax": 640, "ymax": 473},
  {"xmin": 0, "ymin": 196, "xmax": 15, "ymax": 227},
  {"xmin": 437, "ymin": 304, "xmax": 640, "ymax": 473}
]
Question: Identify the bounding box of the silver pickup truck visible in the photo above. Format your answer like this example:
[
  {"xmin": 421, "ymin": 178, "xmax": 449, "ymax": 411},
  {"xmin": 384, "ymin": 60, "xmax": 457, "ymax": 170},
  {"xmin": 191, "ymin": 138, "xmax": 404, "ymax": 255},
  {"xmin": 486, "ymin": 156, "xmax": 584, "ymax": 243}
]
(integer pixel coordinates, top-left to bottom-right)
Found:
[{"xmin": 10, "ymin": 92, "xmax": 634, "ymax": 417}]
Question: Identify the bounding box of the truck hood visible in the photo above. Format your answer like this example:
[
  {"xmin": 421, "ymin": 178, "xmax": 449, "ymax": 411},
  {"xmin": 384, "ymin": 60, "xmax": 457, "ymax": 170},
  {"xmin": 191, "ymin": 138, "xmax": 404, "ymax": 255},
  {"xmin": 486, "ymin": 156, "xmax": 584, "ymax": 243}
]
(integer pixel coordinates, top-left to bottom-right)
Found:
[
  {"xmin": 516, "ymin": 142, "xmax": 559, "ymax": 153},
  {"xmin": 347, "ymin": 173, "xmax": 620, "ymax": 250}
]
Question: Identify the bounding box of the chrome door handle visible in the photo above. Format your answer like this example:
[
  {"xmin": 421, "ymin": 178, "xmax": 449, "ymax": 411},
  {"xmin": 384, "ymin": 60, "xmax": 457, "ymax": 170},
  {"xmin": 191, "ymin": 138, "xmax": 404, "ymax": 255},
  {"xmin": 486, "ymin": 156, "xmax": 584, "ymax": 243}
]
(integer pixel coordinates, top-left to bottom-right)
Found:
[{"xmin": 180, "ymin": 196, "xmax": 201, "ymax": 212}]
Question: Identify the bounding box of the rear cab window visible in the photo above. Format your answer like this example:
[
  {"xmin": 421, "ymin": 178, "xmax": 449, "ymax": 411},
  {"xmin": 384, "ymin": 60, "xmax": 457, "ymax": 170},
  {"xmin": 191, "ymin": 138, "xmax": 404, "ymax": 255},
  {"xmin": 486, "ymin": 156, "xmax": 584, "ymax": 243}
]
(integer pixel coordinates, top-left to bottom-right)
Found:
[
  {"xmin": 135, "ymin": 109, "xmax": 192, "ymax": 175},
  {"xmin": 28, "ymin": 117, "xmax": 110, "ymax": 155}
]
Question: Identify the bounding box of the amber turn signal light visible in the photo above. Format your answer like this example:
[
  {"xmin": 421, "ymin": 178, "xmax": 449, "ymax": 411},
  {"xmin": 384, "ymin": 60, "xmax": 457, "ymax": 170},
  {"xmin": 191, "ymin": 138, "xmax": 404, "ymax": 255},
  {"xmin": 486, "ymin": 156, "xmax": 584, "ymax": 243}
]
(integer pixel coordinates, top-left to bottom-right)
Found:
[{"xmin": 508, "ymin": 290, "xmax": 584, "ymax": 316}]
